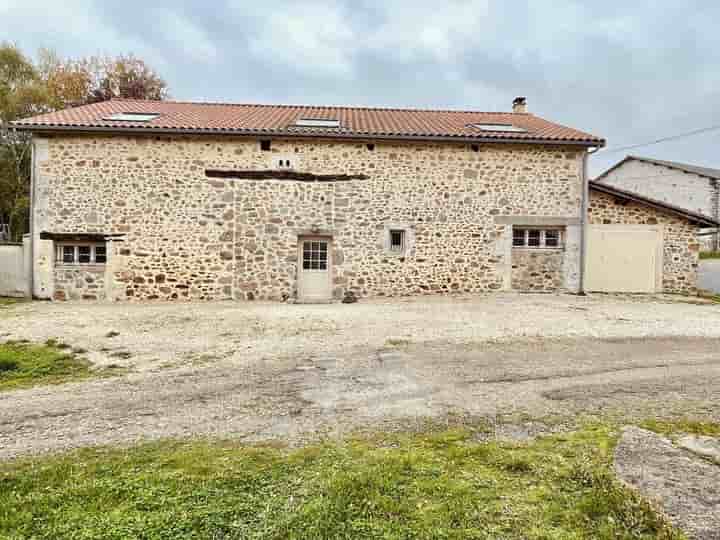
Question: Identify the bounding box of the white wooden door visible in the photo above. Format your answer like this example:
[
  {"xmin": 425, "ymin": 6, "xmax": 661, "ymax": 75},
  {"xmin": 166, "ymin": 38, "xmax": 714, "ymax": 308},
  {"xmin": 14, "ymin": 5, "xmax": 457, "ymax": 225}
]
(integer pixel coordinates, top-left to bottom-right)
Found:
[
  {"xmin": 585, "ymin": 225, "xmax": 663, "ymax": 293},
  {"xmin": 298, "ymin": 237, "xmax": 332, "ymax": 302}
]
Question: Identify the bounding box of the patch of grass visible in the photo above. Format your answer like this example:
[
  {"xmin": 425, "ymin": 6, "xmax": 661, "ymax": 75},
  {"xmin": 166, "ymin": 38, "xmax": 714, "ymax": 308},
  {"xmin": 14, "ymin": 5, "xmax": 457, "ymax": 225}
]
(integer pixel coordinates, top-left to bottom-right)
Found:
[
  {"xmin": 0, "ymin": 341, "xmax": 93, "ymax": 391},
  {"xmin": 0, "ymin": 297, "xmax": 25, "ymax": 309},
  {"xmin": 0, "ymin": 425, "xmax": 683, "ymax": 539},
  {"xmin": 699, "ymin": 251, "xmax": 720, "ymax": 260},
  {"xmin": 641, "ymin": 418, "xmax": 720, "ymax": 437}
]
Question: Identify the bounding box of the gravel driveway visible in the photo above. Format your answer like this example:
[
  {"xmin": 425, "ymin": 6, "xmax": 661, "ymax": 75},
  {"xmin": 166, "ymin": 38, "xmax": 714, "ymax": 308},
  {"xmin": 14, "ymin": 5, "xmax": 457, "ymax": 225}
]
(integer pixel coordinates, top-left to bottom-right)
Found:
[{"xmin": 1, "ymin": 293, "xmax": 720, "ymax": 458}]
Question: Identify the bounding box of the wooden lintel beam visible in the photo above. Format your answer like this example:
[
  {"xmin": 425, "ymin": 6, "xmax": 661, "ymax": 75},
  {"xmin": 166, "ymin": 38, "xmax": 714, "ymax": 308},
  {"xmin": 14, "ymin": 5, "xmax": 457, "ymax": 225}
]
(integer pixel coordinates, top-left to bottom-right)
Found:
[{"xmin": 205, "ymin": 169, "xmax": 369, "ymax": 182}]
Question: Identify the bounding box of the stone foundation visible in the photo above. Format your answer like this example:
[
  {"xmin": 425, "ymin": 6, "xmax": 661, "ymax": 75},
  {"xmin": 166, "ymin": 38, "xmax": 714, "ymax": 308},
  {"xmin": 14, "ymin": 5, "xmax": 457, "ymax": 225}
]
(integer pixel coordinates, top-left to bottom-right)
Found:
[
  {"xmin": 53, "ymin": 266, "xmax": 107, "ymax": 301},
  {"xmin": 511, "ymin": 250, "xmax": 564, "ymax": 291}
]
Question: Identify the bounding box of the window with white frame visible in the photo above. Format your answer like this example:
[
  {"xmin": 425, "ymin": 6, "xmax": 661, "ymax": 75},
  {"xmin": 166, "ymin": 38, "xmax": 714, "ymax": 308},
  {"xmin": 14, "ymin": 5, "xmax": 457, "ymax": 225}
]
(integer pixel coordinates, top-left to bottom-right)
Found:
[
  {"xmin": 56, "ymin": 243, "xmax": 107, "ymax": 265},
  {"xmin": 512, "ymin": 228, "xmax": 563, "ymax": 249}
]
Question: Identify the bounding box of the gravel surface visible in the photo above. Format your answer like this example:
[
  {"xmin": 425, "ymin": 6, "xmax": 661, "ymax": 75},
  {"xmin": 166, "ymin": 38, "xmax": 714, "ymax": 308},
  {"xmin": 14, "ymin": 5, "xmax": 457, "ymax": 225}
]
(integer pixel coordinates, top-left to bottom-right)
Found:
[
  {"xmin": 1, "ymin": 293, "xmax": 720, "ymax": 459},
  {"xmin": 615, "ymin": 427, "xmax": 720, "ymax": 540},
  {"xmin": 1, "ymin": 293, "xmax": 719, "ymax": 373}
]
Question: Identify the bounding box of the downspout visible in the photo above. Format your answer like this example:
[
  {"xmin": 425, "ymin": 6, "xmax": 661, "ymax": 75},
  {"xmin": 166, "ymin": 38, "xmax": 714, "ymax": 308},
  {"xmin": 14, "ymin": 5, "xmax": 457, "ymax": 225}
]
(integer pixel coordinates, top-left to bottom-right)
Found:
[
  {"xmin": 578, "ymin": 146, "xmax": 600, "ymax": 295},
  {"xmin": 28, "ymin": 136, "xmax": 36, "ymax": 299},
  {"xmin": 716, "ymin": 180, "xmax": 720, "ymax": 251}
]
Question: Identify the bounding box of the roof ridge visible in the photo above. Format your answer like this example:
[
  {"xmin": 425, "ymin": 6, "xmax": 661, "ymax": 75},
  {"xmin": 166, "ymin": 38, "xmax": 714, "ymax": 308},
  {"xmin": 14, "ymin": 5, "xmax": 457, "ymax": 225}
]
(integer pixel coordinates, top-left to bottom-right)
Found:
[
  {"xmin": 108, "ymin": 97, "xmax": 527, "ymax": 116},
  {"xmin": 625, "ymin": 155, "xmax": 720, "ymax": 179}
]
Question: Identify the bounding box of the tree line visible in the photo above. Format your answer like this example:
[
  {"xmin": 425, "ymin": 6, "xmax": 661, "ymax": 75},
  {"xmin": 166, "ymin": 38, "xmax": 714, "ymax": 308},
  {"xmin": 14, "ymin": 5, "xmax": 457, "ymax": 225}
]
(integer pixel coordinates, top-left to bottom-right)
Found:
[{"xmin": 0, "ymin": 43, "xmax": 169, "ymax": 242}]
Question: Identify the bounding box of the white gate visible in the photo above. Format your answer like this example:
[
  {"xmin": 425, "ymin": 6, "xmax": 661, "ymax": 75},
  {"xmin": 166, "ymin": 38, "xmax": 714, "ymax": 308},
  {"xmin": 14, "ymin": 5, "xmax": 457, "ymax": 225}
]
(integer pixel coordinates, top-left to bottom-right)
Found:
[
  {"xmin": 0, "ymin": 236, "xmax": 30, "ymax": 297},
  {"xmin": 585, "ymin": 225, "xmax": 663, "ymax": 293}
]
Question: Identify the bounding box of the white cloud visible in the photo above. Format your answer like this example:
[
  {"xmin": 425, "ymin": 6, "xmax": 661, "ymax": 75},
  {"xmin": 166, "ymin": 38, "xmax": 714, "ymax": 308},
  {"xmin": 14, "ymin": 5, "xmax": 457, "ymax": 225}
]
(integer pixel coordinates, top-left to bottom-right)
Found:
[
  {"xmin": 367, "ymin": 0, "xmax": 491, "ymax": 62},
  {"xmin": 242, "ymin": 1, "xmax": 356, "ymax": 77}
]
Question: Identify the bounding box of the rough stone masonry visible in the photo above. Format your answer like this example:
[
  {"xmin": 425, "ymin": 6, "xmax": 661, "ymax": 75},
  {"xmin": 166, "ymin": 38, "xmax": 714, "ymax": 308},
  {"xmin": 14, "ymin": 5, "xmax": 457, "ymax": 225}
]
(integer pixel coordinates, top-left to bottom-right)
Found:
[
  {"xmin": 31, "ymin": 135, "xmax": 586, "ymax": 301},
  {"xmin": 29, "ymin": 133, "xmax": 699, "ymax": 301}
]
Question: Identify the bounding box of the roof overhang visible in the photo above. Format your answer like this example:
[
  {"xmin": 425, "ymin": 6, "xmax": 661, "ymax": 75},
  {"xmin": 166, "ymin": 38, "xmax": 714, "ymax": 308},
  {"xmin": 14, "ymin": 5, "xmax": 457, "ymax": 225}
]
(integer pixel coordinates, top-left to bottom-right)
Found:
[
  {"xmin": 11, "ymin": 123, "xmax": 605, "ymax": 148},
  {"xmin": 590, "ymin": 181, "xmax": 719, "ymax": 227}
]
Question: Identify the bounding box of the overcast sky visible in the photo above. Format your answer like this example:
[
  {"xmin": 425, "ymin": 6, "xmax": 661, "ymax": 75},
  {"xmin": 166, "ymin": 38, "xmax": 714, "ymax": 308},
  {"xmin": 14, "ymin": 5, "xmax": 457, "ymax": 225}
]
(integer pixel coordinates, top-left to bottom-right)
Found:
[{"xmin": 2, "ymin": 0, "xmax": 719, "ymax": 174}]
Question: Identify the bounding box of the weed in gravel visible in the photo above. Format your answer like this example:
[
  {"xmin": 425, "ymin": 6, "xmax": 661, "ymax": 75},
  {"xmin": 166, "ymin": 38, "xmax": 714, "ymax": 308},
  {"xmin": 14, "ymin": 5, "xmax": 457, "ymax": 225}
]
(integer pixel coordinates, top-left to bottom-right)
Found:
[
  {"xmin": 0, "ymin": 424, "xmax": 682, "ymax": 539},
  {"xmin": 0, "ymin": 342, "xmax": 93, "ymax": 391},
  {"xmin": 640, "ymin": 418, "xmax": 720, "ymax": 437}
]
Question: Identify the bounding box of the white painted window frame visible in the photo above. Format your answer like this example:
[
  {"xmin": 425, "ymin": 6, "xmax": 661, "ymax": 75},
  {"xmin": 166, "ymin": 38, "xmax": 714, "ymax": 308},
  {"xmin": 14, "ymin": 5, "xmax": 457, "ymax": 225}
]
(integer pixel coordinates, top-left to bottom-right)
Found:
[
  {"xmin": 512, "ymin": 228, "xmax": 564, "ymax": 249},
  {"xmin": 55, "ymin": 242, "xmax": 107, "ymax": 265}
]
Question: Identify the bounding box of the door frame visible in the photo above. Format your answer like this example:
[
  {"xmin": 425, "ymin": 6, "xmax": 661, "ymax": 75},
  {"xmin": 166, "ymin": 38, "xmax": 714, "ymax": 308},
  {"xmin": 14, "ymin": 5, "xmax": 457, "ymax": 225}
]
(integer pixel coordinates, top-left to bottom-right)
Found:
[{"xmin": 296, "ymin": 235, "xmax": 333, "ymax": 303}]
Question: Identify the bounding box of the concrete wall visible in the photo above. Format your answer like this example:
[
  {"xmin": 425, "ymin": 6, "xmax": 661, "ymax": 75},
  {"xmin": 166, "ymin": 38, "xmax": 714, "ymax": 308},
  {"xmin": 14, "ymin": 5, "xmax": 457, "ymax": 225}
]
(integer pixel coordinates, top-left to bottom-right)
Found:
[
  {"xmin": 599, "ymin": 159, "xmax": 719, "ymax": 251},
  {"xmin": 33, "ymin": 134, "xmax": 586, "ymax": 301},
  {"xmin": 0, "ymin": 236, "xmax": 30, "ymax": 297}
]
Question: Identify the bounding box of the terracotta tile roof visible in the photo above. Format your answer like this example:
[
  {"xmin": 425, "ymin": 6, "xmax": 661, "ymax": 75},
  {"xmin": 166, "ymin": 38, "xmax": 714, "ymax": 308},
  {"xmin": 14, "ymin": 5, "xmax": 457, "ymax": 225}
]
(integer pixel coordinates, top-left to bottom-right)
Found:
[{"xmin": 12, "ymin": 98, "xmax": 604, "ymax": 146}]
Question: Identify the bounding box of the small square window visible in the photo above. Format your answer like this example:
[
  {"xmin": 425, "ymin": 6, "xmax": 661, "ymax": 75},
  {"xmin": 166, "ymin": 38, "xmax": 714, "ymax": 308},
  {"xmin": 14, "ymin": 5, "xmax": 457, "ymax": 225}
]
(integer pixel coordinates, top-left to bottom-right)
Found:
[
  {"xmin": 260, "ymin": 140, "xmax": 272, "ymax": 151},
  {"xmin": 513, "ymin": 229, "xmax": 526, "ymax": 247},
  {"xmin": 78, "ymin": 246, "xmax": 91, "ymax": 263},
  {"xmin": 62, "ymin": 246, "xmax": 75, "ymax": 264},
  {"xmin": 95, "ymin": 245, "xmax": 107, "ymax": 264},
  {"xmin": 545, "ymin": 230, "xmax": 560, "ymax": 247},
  {"xmin": 527, "ymin": 230, "xmax": 541, "ymax": 247},
  {"xmin": 390, "ymin": 230, "xmax": 405, "ymax": 252}
]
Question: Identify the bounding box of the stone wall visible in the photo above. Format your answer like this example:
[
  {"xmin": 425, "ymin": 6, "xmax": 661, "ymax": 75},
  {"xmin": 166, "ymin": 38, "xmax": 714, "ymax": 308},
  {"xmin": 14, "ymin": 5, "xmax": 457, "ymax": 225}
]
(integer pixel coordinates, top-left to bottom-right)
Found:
[
  {"xmin": 511, "ymin": 250, "xmax": 564, "ymax": 291},
  {"xmin": 600, "ymin": 159, "xmax": 719, "ymax": 252},
  {"xmin": 588, "ymin": 190, "xmax": 701, "ymax": 294},
  {"xmin": 32, "ymin": 134, "xmax": 584, "ymax": 301},
  {"xmin": 53, "ymin": 266, "xmax": 107, "ymax": 300}
]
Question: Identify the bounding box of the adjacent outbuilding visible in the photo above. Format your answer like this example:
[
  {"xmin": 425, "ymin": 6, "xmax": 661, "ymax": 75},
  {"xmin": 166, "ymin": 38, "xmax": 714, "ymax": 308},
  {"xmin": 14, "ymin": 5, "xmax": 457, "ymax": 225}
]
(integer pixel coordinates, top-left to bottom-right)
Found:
[{"xmin": 588, "ymin": 181, "xmax": 718, "ymax": 294}]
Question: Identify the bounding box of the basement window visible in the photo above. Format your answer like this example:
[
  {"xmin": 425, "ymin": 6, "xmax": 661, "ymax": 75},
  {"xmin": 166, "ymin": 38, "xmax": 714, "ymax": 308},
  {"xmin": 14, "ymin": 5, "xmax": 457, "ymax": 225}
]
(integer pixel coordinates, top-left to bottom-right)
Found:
[
  {"xmin": 513, "ymin": 228, "xmax": 563, "ymax": 249},
  {"xmin": 56, "ymin": 243, "xmax": 107, "ymax": 265},
  {"xmin": 104, "ymin": 112, "xmax": 160, "ymax": 122}
]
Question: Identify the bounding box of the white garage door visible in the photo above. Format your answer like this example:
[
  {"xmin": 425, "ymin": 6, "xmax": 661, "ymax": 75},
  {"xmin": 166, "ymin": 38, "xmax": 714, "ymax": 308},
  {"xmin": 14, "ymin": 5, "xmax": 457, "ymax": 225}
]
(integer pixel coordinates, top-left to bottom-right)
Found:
[{"xmin": 585, "ymin": 225, "xmax": 663, "ymax": 293}]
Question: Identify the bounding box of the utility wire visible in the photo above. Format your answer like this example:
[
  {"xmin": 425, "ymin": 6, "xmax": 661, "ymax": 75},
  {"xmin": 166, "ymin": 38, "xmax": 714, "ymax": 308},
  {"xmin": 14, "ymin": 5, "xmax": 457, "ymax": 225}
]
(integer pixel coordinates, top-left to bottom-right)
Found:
[{"xmin": 599, "ymin": 124, "xmax": 720, "ymax": 155}]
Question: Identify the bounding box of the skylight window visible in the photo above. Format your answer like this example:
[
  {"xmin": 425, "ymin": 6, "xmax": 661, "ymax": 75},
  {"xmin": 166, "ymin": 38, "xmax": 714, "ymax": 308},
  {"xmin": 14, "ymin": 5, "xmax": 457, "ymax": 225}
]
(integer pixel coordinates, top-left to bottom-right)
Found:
[
  {"xmin": 469, "ymin": 123, "xmax": 528, "ymax": 133},
  {"xmin": 104, "ymin": 112, "xmax": 161, "ymax": 122},
  {"xmin": 294, "ymin": 118, "xmax": 341, "ymax": 128}
]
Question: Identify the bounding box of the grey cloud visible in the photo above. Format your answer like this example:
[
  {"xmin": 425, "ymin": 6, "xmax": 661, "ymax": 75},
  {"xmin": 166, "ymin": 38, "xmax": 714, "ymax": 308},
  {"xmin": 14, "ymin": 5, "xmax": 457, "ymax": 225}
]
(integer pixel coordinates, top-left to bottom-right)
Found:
[{"xmin": 3, "ymin": 0, "xmax": 720, "ymax": 174}]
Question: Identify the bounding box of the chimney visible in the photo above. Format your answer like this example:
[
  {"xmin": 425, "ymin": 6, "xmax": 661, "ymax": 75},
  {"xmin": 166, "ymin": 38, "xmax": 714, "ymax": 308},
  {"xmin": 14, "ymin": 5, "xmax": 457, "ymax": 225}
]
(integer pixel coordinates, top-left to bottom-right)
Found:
[{"xmin": 512, "ymin": 97, "xmax": 527, "ymax": 114}]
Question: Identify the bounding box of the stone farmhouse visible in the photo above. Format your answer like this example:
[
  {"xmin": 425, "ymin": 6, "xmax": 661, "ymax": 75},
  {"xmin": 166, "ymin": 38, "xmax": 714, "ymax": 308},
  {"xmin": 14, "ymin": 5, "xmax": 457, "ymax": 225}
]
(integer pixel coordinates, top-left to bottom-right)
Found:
[
  {"xmin": 596, "ymin": 156, "xmax": 720, "ymax": 251},
  {"xmin": 9, "ymin": 98, "xmax": 718, "ymax": 302}
]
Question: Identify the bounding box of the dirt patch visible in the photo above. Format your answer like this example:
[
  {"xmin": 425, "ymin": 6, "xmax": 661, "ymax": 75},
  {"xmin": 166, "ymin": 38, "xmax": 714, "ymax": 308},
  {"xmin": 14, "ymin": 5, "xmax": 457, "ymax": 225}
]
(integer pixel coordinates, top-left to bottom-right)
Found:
[
  {"xmin": 614, "ymin": 426, "xmax": 720, "ymax": 539},
  {"xmin": 1, "ymin": 336, "xmax": 720, "ymax": 459}
]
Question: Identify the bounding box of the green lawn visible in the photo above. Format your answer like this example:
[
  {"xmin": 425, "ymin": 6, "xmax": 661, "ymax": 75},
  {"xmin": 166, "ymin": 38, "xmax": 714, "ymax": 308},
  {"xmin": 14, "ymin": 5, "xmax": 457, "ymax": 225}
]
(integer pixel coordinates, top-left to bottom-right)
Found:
[
  {"xmin": 0, "ymin": 341, "xmax": 93, "ymax": 391},
  {"xmin": 699, "ymin": 251, "xmax": 720, "ymax": 260},
  {"xmin": 0, "ymin": 425, "xmax": 682, "ymax": 540}
]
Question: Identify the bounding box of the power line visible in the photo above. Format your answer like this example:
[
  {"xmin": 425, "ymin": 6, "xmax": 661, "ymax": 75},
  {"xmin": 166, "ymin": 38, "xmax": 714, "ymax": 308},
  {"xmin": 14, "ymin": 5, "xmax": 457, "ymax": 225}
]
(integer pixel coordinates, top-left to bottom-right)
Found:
[{"xmin": 600, "ymin": 124, "xmax": 720, "ymax": 155}]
